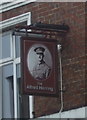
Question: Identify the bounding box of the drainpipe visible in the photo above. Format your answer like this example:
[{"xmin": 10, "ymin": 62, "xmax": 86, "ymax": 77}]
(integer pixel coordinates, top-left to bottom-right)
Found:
[
  {"xmin": 29, "ymin": 96, "xmax": 34, "ymax": 118},
  {"xmin": 27, "ymin": 12, "xmax": 35, "ymax": 119},
  {"xmin": 57, "ymin": 44, "xmax": 63, "ymax": 118}
]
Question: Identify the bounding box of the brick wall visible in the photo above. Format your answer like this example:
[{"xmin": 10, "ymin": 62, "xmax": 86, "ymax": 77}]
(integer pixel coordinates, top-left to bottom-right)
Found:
[
  {"xmin": 2, "ymin": 2, "xmax": 86, "ymax": 118},
  {"xmin": 33, "ymin": 2, "xmax": 86, "ymax": 117}
]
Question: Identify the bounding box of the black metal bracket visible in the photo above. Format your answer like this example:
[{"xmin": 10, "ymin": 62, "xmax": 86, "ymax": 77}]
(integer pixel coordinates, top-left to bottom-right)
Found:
[{"xmin": 13, "ymin": 22, "xmax": 69, "ymax": 40}]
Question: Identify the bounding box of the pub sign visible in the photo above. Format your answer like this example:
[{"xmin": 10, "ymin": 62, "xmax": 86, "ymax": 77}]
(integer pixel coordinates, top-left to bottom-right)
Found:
[{"xmin": 21, "ymin": 37, "xmax": 59, "ymax": 97}]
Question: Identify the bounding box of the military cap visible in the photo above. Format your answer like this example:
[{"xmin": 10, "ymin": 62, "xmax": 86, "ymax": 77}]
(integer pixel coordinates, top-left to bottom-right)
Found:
[{"xmin": 34, "ymin": 47, "xmax": 45, "ymax": 54}]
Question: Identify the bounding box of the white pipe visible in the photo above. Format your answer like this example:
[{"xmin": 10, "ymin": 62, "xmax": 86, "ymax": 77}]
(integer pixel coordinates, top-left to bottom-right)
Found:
[
  {"xmin": 27, "ymin": 12, "xmax": 34, "ymax": 119},
  {"xmin": 57, "ymin": 44, "xmax": 63, "ymax": 118},
  {"xmin": 29, "ymin": 96, "xmax": 34, "ymax": 118},
  {"xmin": 13, "ymin": 63, "xmax": 18, "ymax": 118},
  {"xmin": 13, "ymin": 35, "xmax": 18, "ymax": 118}
]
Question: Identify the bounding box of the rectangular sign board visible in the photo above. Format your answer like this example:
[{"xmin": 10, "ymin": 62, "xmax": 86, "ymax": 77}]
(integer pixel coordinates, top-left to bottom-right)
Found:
[{"xmin": 21, "ymin": 36, "xmax": 59, "ymax": 97}]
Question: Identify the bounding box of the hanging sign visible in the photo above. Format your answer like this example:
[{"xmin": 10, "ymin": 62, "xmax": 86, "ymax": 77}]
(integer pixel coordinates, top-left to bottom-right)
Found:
[{"xmin": 21, "ymin": 36, "xmax": 59, "ymax": 97}]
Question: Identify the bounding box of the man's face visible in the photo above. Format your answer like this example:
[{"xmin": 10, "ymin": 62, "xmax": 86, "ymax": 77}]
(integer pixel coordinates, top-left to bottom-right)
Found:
[{"xmin": 37, "ymin": 53, "xmax": 44, "ymax": 62}]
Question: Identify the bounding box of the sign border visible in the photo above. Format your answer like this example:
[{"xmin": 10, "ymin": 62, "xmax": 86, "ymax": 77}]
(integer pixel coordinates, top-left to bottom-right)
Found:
[{"xmin": 21, "ymin": 36, "xmax": 59, "ymax": 97}]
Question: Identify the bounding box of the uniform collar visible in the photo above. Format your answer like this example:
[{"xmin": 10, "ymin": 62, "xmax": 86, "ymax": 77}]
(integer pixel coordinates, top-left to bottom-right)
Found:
[{"xmin": 38, "ymin": 61, "xmax": 45, "ymax": 65}]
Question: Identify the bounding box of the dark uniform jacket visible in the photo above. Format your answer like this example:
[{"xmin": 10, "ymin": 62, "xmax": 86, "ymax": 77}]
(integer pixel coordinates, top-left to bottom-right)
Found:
[{"xmin": 32, "ymin": 61, "xmax": 51, "ymax": 80}]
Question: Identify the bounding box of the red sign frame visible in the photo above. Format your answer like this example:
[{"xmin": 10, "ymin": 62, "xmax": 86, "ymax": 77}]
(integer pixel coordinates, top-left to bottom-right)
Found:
[{"xmin": 21, "ymin": 36, "xmax": 59, "ymax": 97}]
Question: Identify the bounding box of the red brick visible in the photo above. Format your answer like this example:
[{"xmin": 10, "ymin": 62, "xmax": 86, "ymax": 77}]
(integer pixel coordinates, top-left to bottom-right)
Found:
[{"xmin": 1, "ymin": 2, "xmax": 86, "ymax": 118}]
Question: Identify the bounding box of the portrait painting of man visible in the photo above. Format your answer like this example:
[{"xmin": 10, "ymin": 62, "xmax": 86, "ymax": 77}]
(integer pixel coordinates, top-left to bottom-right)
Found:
[
  {"xmin": 21, "ymin": 37, "xmax": 58, "ymax": 96},
  {"xmin": 32, "ymin": 47, "xmax": 51, "ymax": 80},
  {"xmin": 27, "ymin": 44, "xmax": 52, "ymax": 81}
]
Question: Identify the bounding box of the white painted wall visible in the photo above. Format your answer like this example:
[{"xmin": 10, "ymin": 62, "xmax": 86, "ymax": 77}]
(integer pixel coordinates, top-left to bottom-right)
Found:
[
  {"xmin": 0, "ymin": 67, "xmax": 2, "ymax": 120},
  {"xmin": 40, "ymin": 107, "xmax": 87, "ymax": 118},
  {"xmin": 0, "ymin": 33, "xmax": 2, "ymax": 119},
  {"xmin": 0, "ymin": 0, "xmax": 36, "ymax": 13},
  {"xmin": 0, "ymin": 11, "xmax": 31, "ymax": 119}
]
